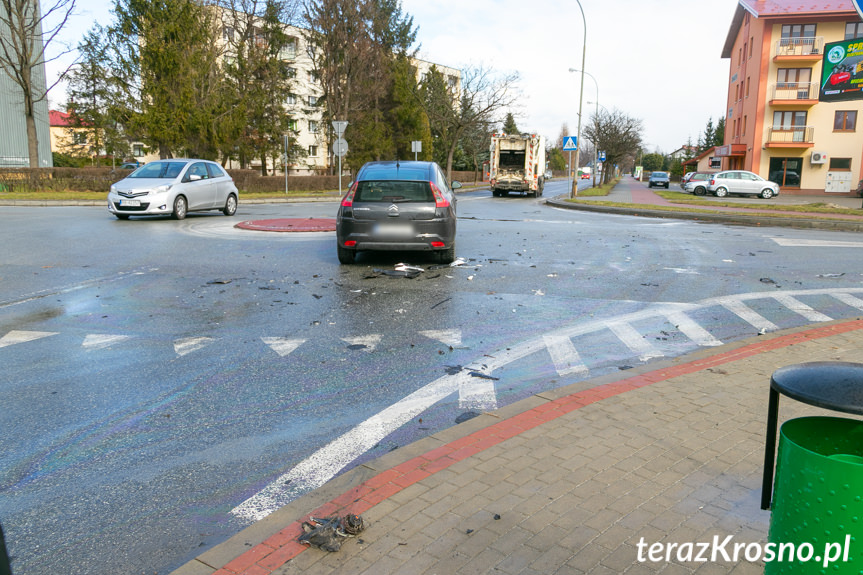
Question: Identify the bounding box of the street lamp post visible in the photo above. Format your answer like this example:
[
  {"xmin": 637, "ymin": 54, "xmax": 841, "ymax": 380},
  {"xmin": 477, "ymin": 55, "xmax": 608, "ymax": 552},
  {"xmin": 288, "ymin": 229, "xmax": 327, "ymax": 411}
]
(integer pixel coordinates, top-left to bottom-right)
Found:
[
  {"xmin": 569, "ymin": 0, "xmax": 586, "ymax": 199},
  {"xmin": 571, "ymin": 69, "xmax": 600, "ymax": 188}
]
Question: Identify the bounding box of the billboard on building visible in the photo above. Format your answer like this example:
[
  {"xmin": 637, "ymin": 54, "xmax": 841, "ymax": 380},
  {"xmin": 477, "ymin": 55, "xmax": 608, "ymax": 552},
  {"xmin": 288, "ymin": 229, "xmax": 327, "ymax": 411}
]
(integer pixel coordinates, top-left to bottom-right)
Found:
[{"xmin": 820, "ymin": 39, "xmax": 863, "ymax": 102}]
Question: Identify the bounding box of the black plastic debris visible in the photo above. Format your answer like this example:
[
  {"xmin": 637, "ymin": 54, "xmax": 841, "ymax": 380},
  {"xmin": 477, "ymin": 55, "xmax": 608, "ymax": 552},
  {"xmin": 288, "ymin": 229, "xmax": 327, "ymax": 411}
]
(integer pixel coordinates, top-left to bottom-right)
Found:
[
  {"xmin": 298, "ymin": 514, "xmax": 366, "ymax": 552},
  {"xmin": 469, "ymin": 371, "xmax": 499, "ymax": 380}
]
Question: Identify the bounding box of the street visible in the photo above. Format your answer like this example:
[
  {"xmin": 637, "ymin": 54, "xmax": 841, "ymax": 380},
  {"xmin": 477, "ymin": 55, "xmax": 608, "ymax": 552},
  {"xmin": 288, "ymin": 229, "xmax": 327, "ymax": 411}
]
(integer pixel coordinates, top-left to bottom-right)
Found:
[{"xmin": 4, "ymin": 180, "xmax": 863, "ymax": 574}]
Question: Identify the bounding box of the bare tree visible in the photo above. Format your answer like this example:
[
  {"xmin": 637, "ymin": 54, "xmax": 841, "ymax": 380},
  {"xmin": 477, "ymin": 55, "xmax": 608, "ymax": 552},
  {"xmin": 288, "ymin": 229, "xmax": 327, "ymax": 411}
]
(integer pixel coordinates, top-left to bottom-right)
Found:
[
  {"xmin": 420, "ymin": 64, "xmax": 520, "ymax": 180},
  {"xmin": 0, "ymin": 0, "xmax": 76, "ymax": 167},
  {"xmin": 583, "ymin": 108, "xmax": 642, "ymax": 185}
]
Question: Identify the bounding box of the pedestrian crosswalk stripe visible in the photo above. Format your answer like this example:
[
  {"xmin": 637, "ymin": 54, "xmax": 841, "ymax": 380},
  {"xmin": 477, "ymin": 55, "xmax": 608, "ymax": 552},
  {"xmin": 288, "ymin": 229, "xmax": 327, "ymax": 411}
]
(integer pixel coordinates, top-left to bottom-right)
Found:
[
  {"xmin": 772, "ymin": 294, "xmax": 833, "ymax": 323},
  {"xmin": 608, "ymin": 322, "xmax": 663, "ymax": 361},
  {"xmin": 542, "ymin": 334, "xmax": 589, "ymax": 377},
  {"xmin": 665, "ymin": 312, "xmax": 723, "ymax": 347},
  {"xmin": 719, "ymin": 299, "xmax": 779, "ymax": 333}
]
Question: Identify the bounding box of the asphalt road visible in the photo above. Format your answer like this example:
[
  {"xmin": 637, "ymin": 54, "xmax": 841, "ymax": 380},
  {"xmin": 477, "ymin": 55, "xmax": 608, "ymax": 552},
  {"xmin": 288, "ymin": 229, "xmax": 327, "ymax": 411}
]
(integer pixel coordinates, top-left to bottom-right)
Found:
[{"xmin": 4, "ymin": 180, "xmax": 863, "ymax": 574}]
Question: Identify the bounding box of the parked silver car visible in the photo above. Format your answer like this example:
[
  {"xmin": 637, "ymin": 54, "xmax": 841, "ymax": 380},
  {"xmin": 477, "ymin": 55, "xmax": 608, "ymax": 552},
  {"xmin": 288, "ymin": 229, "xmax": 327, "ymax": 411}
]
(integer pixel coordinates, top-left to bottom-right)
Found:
[
  {"xmin": 108, "ymin": 159, "xmax": 239, "ymax": 220},
  {"xmin": 682, "ymin": 171, "xmax": 715, "ymax": 196},
  {"xmin": 706, "ymin": 170, "xmax": 780, "ymax": 199}
]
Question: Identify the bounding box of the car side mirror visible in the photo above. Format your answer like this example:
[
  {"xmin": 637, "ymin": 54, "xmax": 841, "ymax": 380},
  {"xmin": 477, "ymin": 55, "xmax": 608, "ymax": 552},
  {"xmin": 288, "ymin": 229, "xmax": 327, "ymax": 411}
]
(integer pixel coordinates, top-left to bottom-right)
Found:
[
  {"xmin": 451, "ymin": 181, "xmax": 462, "ymax": 190},
  {"xmin": 189, "ymin": 174, "xmax": 202, "ymax": 181}
]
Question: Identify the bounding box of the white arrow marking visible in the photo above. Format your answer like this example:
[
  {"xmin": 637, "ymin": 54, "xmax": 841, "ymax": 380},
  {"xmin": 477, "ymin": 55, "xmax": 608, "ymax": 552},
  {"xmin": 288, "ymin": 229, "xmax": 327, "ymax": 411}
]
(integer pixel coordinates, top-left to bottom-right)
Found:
[
  {"xmin": 542, "ymin": 334, "xmax": 589, "ymax": 376},
  {"xmin": 174, "ymin": 337, "xmax": 215, "ymax": 357},
  {"xmin": 419, "ymin": 329, "xmax": 463, "ymax": 347},
  {"xmin": 607, "ymin": 322, "xmax": 663, "ymax": 361},
  {"xmin": 341, "ymin": 334, "xmax": 382, "ymax": 352},
  {"xmin": 0, "ymin": 330, "xmax": 58, "ymax": 348},
  {"xmin": 666, "ymin": 312, "xmax": 723, "ymax": 347},
  {"xmin": 82, "ymin": 334, "xmax": 131, "ymax": 350},
  {"xmin": 261, "ymin": 337, "xmax": 306, "ymax": 357}
]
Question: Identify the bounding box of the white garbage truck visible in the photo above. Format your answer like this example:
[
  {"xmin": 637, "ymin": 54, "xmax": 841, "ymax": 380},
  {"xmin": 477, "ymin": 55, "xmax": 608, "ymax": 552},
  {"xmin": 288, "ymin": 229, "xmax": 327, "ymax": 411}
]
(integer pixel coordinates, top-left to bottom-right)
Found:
[{"xmin": 489, "ymin": 133, "xmax": 546, "ymax": 197}]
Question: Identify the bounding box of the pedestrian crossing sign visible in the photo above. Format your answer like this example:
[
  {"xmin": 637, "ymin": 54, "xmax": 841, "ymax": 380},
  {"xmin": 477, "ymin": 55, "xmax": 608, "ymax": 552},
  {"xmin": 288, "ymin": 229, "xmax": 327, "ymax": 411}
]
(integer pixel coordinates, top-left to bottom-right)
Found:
[{"xmin": 562, "ymin": 136, "xmax": 578, "ymax": 151}]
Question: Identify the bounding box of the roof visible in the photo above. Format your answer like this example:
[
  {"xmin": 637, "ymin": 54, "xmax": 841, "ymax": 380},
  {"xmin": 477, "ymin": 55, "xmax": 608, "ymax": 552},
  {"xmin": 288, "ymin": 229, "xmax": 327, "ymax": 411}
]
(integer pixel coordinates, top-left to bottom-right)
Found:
[
  {"xmin": 49, "ymin": 110, "xmax": 73, "ymax": 127},
  {"xmin": 722, "ymin": 0, "xmax": 857, "ymax": 58}
]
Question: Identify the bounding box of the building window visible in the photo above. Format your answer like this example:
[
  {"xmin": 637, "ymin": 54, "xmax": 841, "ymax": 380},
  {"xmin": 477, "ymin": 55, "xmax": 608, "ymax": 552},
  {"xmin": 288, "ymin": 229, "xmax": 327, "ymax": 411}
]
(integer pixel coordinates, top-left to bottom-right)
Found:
[
  {"xmin": 742, "ymin": 115, "xmax": 747, "ymax": 136},
  {"xmin": 709, "ymin": 157, "xmax": 721, "ymax": 170},
  {"xmin": 132, "ymin": 144, "xmax": 144, "ymax": 157},
  {"xmin": 309, "ymin": 120, "xmax": 318, "ymax": 133},
  {"xmin": 287, "ymin": 119, "xmax": 298, "ymax": 131},
  {"xmin": 846, "ymin": 22, "xmax": 863, "ymax": 40},
  {"xmin": 746, "ymin": 77, "xmax": 750, "ymax": 98},
  {"xmin": 287, "ymin": 67, "xmax": 297, "ymax": 78},
  {"xmin": 308, "ymin": 95, "xmax": 317, "ymax": 106},
  {"xmin": 281, "ymin": 39, "xmax": 297, "ymax": 60},
  {"xmin": 782, "ymin": 24, "xmax": 816, "ymax": 38},
  {"xmin": 749, "ymin": 37, "xmax": 754, "ymax": 58},
  {"xmin": 834, "ymin": 110, "xmax": 857, "ymax": 131},
  {"xmin": 72, "ymin": 132, "xmax": 87, "ymax": 145},
  {"xmin": 285, "ymin": 93, "xmax": 296, "ymax": 105},
  {"xmin": 777, "ymin": 68, "xmax": 812, "ymax": 86},
  {"xmin": 223, "ymin": 26, "xmax": 235, "ymax": 42},
  {"xmin": 309, "ymin": 145, "xmax": 318, "ymax": 157},
  {"xmin": 768, "ymin": 158, "xmax": 802, "ymax": 187},
  {"xmin": 829, "ymin": 158, "xmax": 852, "ymax": 170}
]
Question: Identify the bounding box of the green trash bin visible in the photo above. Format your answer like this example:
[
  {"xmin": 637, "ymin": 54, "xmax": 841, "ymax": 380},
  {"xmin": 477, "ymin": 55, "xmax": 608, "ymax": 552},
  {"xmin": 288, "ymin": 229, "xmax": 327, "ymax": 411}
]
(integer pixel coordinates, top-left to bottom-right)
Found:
[{"xmin": 768, "ymin": 416, "xmax": 863, "ymax": 573}]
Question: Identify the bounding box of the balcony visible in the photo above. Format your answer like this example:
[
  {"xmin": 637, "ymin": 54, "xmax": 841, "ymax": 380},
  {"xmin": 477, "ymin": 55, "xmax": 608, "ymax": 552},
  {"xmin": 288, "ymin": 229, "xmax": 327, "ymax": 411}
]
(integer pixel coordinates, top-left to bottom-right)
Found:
[
  {"xmin": 769, "ymin": 82, "xmax": 819, "ymax": 107},
  {"xmin": 765, "ymin": 126, "xmax": 815, "ymax": 148},
  {"xmin": 774, "ymin": 37, "xmax": 824, "ymax": 62}
]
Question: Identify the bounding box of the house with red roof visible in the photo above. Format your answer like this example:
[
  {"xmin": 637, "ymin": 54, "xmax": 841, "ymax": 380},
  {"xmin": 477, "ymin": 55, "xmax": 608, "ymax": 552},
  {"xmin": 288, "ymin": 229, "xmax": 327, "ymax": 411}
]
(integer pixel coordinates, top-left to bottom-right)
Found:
[
  {"xmin": 49, "ymin": 110, "xmax": 89, "ymax": 158},
  {"xmin": 720, "ymin": 0, "xmax": 863, "ymax": 194}
]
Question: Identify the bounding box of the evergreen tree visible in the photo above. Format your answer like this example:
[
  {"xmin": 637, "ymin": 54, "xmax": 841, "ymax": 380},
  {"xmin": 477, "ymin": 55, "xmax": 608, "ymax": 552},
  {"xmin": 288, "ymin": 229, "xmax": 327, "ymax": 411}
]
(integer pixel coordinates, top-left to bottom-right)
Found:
[{"xmin": 502, "ymin": 112, "xmax": 518, "ymax": 134}]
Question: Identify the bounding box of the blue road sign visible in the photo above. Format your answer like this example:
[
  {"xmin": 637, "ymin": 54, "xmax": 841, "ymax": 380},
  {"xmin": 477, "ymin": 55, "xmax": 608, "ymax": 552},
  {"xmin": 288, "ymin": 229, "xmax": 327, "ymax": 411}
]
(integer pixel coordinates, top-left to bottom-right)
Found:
[
  {"xmin": 562, "ymin": 136, "xmax": 578, "ymax": 151},
  {"xmin": 854, "ymin": 0, "xmax": 863, "ymax": 20}
]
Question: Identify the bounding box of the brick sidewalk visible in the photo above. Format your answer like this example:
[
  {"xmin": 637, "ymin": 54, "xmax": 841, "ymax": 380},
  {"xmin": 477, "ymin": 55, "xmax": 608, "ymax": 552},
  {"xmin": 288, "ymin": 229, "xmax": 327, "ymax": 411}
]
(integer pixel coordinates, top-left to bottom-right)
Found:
[{"xmin": 175, "ymin": 320, "xmax": 863, "ymax": 575}]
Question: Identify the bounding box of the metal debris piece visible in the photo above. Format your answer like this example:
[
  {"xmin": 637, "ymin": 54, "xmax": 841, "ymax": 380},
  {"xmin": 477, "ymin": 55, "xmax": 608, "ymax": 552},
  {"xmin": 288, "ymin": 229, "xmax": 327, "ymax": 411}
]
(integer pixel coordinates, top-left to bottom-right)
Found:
[{"xmin": 298, "ymin": 514, "xmax": 366, "ymax": 552}]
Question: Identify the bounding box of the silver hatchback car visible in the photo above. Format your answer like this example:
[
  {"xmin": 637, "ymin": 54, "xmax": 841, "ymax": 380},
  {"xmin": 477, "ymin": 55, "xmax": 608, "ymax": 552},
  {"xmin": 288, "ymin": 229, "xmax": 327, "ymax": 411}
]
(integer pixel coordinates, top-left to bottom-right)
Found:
[
  {"xmin": 706, "ymin": 170, "xmax": 780, "ymax": 199},
  {"xmin": 108, "ymin": 159, "xmax": 239, "ymax": 220}
]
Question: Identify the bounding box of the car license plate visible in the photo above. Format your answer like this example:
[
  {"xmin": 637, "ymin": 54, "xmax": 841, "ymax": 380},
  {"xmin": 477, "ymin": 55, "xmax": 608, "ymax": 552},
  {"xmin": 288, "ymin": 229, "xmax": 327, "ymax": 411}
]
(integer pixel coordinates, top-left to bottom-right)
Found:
[
  {"xmin": 374, "ymin": 223, "xmax": 414, "ymax": 237},
  {"xmin": 120, "ymin": 199, "xmax": 141, "ymax": 207}
]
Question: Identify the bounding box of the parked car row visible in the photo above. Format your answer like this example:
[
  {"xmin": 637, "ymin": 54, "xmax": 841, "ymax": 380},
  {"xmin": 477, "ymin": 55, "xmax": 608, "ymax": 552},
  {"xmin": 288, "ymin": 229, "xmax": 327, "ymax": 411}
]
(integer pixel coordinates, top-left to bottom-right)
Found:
[{"xmin": 679, "ymin": 170, "xmax": 780, "ymax": 199}]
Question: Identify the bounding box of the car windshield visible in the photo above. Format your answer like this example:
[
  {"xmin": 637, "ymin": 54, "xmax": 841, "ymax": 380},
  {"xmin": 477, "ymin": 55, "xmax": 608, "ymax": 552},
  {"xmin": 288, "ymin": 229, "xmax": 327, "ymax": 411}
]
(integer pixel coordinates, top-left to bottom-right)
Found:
[
  {"xmin": 354, "ymin": 180, "xmax": 433, "ymax": 202},
  {"xmin": 652, "ymin": 172, "xmax": 668, "ymax": 178},
  {"xmin": 128, "ymin": 161, "xmax": 187, "ymax": 179}
]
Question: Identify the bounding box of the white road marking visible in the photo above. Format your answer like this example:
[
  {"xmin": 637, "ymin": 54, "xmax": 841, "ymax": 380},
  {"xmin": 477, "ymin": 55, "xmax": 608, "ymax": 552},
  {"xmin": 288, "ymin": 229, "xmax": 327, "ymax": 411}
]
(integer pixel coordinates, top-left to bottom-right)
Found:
[
  {"xmin": 261, "ymin": 337, "xmax": 306, "ymax": 357},
  {"xmin": 0, "ymin": 268, "xmax": 155, "ymax": 309},
  {"xmin": 666, "ymin": 312, "xmax": 723, "ymax": 347},
  {"xmin": 832, "ymin": 292, "xmax": 863, "ymax": 312},
  {"xmin": 341, "ymin": 334, "xmax": 382, "ymax": 352},
  {"xmin": 772, "ymin": 294, "xmax": 833, "ymax": 323},
  {"xmin": 0, "ymin": 330, "xmax": 58, "ymax": 348},
  {"xmin": 719, "ymin": 298, "xmax": 779, "ymax": 333},
  {"xmin": 419, "ymin": 329, "xmax": 463, "ymax": 347},
  {"xmin": 542, "ymin": 334, "xmax": 589, "ymax": 376},
  {"xmin": 607, "ymin": 322, "xmax": 663, "ymax": 361},
  {"xmin": 174, "ymin": 337, "xmax": 215, "ymax": 357},
  {"xmin": 769, "ymin": 237, "xmax": 863, "ymax": 248},
  {"xmin": 82, "ymin": 334, "xmax": 131, "ymax": 350}
]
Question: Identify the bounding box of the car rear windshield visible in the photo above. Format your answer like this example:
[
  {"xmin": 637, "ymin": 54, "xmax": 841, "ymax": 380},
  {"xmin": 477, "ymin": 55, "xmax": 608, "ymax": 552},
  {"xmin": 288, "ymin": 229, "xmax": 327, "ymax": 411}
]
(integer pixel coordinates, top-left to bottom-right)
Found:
[
  {"xmin": 354, "ymin": 180, "xmax": 433, "ymax": 202},
  {"xmin": 129, "ymin": 161, "xmax": 187, "ymax": 179}
]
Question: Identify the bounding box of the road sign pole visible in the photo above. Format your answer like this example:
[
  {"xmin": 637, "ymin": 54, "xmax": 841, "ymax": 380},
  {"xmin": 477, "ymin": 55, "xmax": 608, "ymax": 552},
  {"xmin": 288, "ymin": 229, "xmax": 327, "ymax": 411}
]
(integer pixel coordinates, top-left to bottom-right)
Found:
[{"xmin": 332, "ymin": 121, "xmax": 348, "ymax": 196}]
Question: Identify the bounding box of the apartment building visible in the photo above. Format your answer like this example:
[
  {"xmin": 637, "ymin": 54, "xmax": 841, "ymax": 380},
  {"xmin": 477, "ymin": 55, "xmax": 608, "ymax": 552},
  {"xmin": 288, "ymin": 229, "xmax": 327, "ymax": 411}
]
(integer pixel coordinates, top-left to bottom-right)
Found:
[{"xmin": 721, "ymin": 0, "xmax": 863, "ymax": 195}]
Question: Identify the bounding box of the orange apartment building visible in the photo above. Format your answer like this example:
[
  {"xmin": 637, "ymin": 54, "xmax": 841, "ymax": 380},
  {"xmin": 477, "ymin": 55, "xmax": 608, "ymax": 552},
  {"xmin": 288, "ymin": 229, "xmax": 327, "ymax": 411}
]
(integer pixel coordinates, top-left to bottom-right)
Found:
[{"xmin": 721, "ymin": 0, "xmax": 863, "ymax": 195}]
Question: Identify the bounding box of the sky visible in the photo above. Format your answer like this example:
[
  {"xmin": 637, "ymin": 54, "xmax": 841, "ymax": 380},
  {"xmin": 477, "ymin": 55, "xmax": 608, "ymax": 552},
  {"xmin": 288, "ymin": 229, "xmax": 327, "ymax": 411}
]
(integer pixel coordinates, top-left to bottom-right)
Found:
[{"xmin": 44, "ymin": 0, "xmax": 740, "ymax": 154}]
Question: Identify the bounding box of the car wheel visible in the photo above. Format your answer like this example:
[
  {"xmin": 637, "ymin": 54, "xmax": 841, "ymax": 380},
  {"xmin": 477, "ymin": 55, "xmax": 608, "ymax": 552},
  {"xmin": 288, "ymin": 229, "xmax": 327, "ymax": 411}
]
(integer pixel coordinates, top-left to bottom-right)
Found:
[
  {"xmin": 114, "ymin": 213, "xmax": 130, "ymax": 220},
  {"xmin": 760, "ymin": 189, "xmax": 775, "ymax": 199},
  {"xmin": 223, "ymin": 194, "xmax": 238, "ymax": 216},
  {"xmin": 694, "ymin": 186, "xmax": 706, "ymax": 196},
  {"xmin": 337, "ymin": 244, "xmax": 355, "ymax": 264},
  {"xmin": 172, "ymin": 195, "xmax": 188, "ymax": 220},
  {"xmin": 714, "ymin": 187, "xmax": 728, "ymax": 198},
  {"xmin": 437, "ymin": 244, "xmax": 456, "ymax": 264}
]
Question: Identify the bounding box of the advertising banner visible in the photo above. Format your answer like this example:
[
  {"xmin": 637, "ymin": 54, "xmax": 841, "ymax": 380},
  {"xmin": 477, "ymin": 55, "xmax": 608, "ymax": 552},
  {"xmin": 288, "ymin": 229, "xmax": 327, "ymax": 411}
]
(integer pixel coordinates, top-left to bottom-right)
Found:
[{"xmin": 820, "ymin": 39, "xmax": 863, "ymax": 102}]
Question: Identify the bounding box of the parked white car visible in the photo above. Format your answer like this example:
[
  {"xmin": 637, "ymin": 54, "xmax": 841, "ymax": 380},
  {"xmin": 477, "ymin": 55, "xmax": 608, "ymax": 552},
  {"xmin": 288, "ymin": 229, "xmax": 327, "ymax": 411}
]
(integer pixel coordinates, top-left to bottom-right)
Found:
[
  {"xmin": 706, "ymin": 170, "xmax": 780, "ymax": 199},
  {"xmin": 108, "ymin": 159, "xmax": 239, "ymax": 220}
]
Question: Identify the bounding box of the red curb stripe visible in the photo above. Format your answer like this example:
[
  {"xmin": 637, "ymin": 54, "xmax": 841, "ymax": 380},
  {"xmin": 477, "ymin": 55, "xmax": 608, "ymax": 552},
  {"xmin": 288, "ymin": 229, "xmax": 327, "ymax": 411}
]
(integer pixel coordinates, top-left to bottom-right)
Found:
[{"xmin": 216, "ymin": 319, "xmax": 863, "ymax": 574}]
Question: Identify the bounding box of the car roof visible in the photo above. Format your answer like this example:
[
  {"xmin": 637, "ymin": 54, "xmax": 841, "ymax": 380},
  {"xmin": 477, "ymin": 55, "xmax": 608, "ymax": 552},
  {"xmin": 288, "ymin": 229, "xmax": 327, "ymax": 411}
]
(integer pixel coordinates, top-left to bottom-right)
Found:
[{"xmin": 357, "ymin": 161, "xmax": 437, "ymax": 181}]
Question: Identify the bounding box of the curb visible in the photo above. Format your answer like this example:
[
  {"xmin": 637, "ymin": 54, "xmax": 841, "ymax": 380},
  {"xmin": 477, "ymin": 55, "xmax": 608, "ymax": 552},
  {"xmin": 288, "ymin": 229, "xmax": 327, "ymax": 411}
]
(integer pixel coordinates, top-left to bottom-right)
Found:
[
  {"xmin": 171, "ymin": 318, "xmax": 863, "ymax": 575},
  {"xmin": 545, "ymin": 195, "xmax": 863, "ymax": 232}
]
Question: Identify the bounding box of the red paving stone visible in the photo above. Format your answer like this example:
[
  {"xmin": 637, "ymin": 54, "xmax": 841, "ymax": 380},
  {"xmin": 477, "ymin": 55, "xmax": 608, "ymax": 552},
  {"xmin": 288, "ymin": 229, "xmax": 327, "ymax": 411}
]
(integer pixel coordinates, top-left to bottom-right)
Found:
[{"xmin": 234, "ymin": 218, "xmax": 336, "ymax": 232}]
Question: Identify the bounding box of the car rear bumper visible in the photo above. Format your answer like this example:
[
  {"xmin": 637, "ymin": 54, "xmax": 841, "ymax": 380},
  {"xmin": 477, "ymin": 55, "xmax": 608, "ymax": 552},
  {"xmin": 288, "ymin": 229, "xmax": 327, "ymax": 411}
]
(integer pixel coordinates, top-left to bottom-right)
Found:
[{"xmin": 337, "ymin": 218, "xmax": 455, "ymax": 251}]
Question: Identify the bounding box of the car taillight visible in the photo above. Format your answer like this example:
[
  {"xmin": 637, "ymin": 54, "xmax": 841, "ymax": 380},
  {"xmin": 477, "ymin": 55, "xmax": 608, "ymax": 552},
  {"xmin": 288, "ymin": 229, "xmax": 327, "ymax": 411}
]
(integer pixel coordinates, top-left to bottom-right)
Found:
[
  {"xmin": 709, "ymin": 179, "xmax": 715, "ymax": 185},
  {"xmin": 430, "ymin": 182, "xmax": 450, "ymax": 208},
  {"xmin": 340, "ymin": 181, "xmax": 358, "ymax": 207}
]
